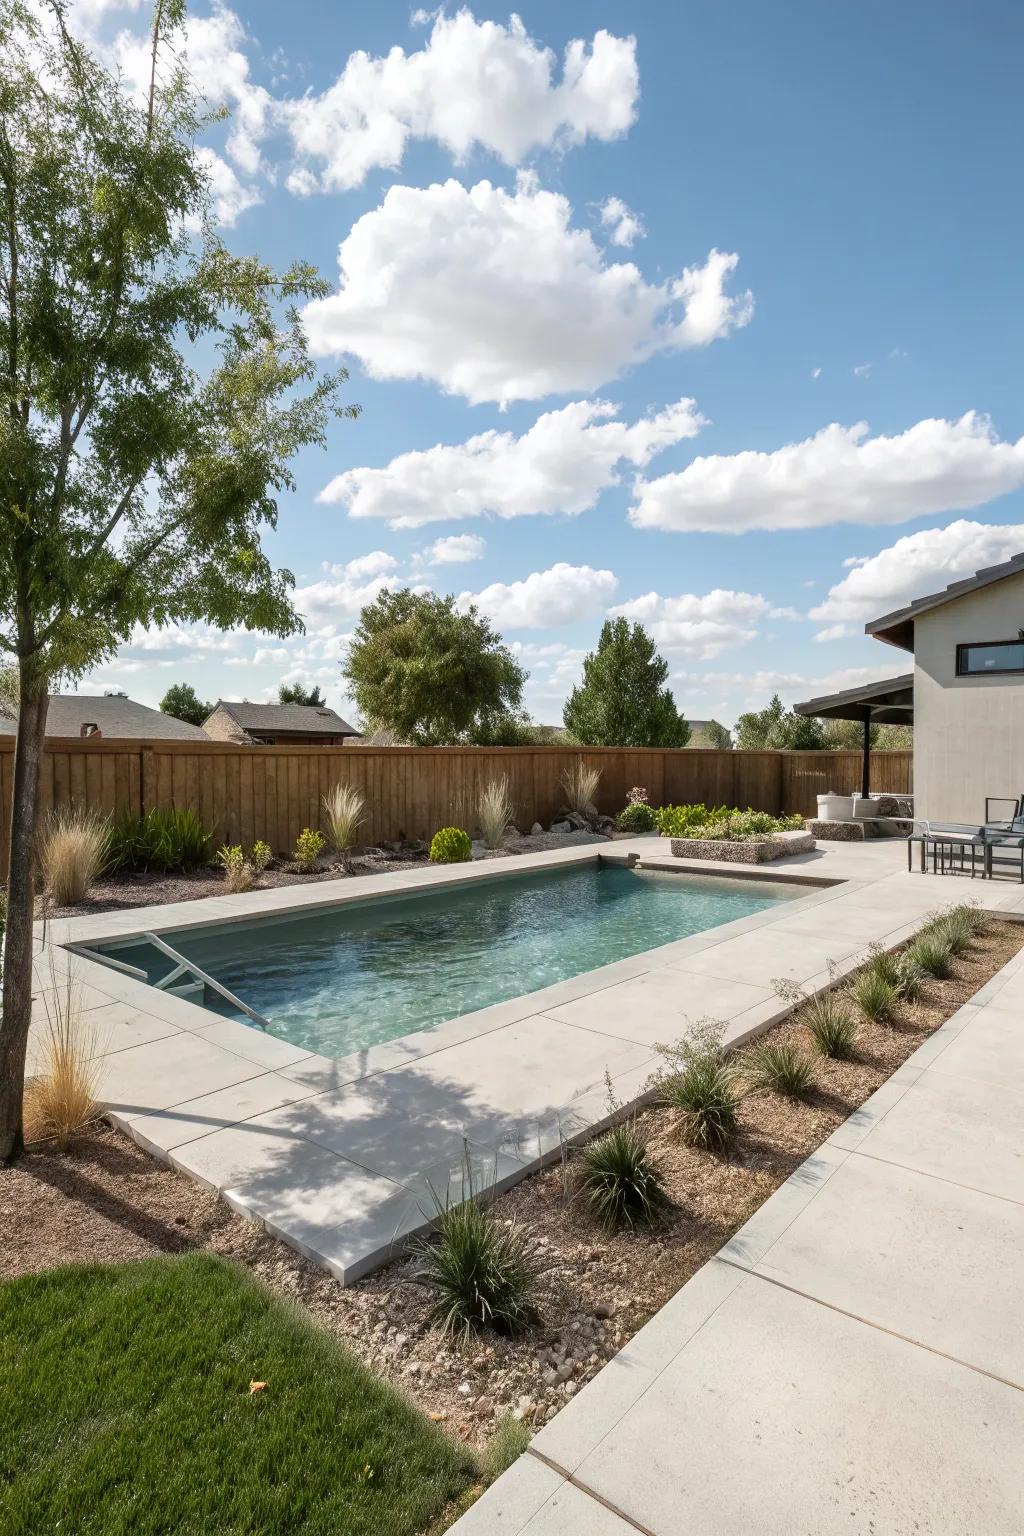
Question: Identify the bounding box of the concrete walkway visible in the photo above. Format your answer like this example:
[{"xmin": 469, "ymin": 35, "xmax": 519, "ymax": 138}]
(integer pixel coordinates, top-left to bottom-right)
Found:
[{"xmin": 453, "ymin": 925, "xmax": 1024, "ymax": 1532}]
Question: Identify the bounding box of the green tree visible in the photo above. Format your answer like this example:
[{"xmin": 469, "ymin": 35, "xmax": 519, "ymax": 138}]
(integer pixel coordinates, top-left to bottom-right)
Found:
[
  {"xmin": 0, "ymin": 0, "xmax": 357, "ymax": 1159},
  {"xmin": 160, "ymin": 682, "xmax": 212, "ymax": 727},
  {"xmin": 278, "ymin": 681, "xmax": 326, "ymax": 707},
  {"xmin": 701, "ymin": 718, "xmax": 733, "ymax": 750},
  {"xmin": 343, "ymin": 589, "xmax": 527, "ymax": 745},
  {"xmin": 734, "ymin": 695, "xmax": 825, "ymax": 750},
  {"xmin": 563, "ymin": 619, "xmax": 689, "ymax": 748}
]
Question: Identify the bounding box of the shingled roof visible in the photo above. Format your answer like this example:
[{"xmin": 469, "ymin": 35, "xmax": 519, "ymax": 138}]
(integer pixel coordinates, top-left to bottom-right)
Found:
[
  {"xmin": 0, "ymin": 694, "xmax": 208, "ymax": 740},
  {"xmin": 205, "ymin": 701, "xmax": 360, "ymax": 738}
]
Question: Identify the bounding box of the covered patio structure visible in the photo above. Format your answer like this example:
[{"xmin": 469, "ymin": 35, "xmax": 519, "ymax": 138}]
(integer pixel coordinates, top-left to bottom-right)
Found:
[{"xmin": 794, "ymin": 673, "xmax": 914, "ymax": 798}]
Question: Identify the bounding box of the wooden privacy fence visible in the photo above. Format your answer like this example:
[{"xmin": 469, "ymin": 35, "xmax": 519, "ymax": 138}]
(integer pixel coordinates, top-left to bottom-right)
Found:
[{"xmin": 0, "ymin": 739, "xmax": 913, "ymax": 876}]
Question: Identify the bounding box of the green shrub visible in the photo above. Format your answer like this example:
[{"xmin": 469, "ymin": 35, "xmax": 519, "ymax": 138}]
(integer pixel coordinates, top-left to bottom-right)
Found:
[
  {"xmin": 577, "ymin": 1120, "xmax": 669, "ymax": 1231},
  {"xmin": 656, "ymin": 804, "xmax": 803, "ymax": 841},
  {"xmin": 616, "ymin": 801, "xmax": 658, "ymax": 833},
  {"xmin": 742, "ymin": 1039, "xmax": 816, "ymax": 1098},
  {"xmin": 654, "ymin": 803, "xmax": 727, "ymax": 838},
  {"xmin": 906, "ymin": 930, "xmax": 954, "ymax": 979},
  {"xmin": 429, "ymin": 826, "xmax": 472, "ymax": 863},
  {"xmin": 104, "ymin": 806, "xmax": 214, "ymax": 874},
  {"xmin": 850, "ymin": 967, "xmax": 900, "ymax": 1022},
  {"xmin": 103, "ymin": 809, "xmax": 150, "ymax": 873},
  {"xmin": 410, "ymin": 1196, "xmax": 542, "ymax": 1340},
  {"xmin": 217, "ymin": 841, "xmax": 272, "ymax": 894},
  {"xmin": 660, "ymin": 1032, "xmax": 739, "ymax": 1155},
  {"xmin": 294, "ymin": 827, "xmax": 326, "ymax": 872},
  {"xmin": 803, "ymin": 991, "xmax": 859, "ymax": 1059}
]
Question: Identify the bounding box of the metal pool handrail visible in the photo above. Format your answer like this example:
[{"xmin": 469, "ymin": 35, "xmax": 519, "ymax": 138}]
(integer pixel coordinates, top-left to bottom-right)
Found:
[{"xmin": 142, "ymin": 932, "xmax": 272, "ymax": 1031}]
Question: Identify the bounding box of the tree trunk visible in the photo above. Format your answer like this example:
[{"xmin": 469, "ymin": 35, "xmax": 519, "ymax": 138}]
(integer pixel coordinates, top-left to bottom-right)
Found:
[{"xmin": 0, "ymin": 679, "xmax": 48, "ymax": 1162}]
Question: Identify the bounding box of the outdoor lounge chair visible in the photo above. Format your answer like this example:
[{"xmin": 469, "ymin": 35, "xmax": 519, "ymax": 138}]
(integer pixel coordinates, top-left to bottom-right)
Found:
[{"xmin": 909, "ymin": 805, "xmax": 1024, "ymax": 881}]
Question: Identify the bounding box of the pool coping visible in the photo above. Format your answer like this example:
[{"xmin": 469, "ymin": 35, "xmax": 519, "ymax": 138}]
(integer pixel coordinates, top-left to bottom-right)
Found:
[
  {"xmin": 29, "ymin": 837, "xmax": 990, "ymax": 1283},
  {"xmin": 43, "ymin": 842, "xmax": 842, "ymax": 1102}
]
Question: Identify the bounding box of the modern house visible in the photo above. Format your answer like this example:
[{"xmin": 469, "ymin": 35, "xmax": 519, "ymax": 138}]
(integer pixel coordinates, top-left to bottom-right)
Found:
[
  {"xmin": 0, "ymin": 692, "xmax": 209, "ymax": 741},
  {"xmin": 202, "ymin": 700, "xmax": 361, "ymax": 746},
  {"xmin": 866, "ymin": 551, "xmax": 1024, "ymax": 822}
]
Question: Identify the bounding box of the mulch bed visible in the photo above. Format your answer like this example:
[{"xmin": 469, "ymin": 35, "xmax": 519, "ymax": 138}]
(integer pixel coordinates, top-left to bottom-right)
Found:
[{"xmin": 3, "ymin": 917, "xmax": 1020, "ymax": 1449}]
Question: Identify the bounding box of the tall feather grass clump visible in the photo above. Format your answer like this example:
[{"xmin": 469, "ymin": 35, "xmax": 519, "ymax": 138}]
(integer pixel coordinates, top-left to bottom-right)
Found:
[
  {"xmin": 559, "ymin": 758, "xmax": 602, "ymax": 818},
  {"xmin": 410, "ymin": 1191, "xmax": 542, "ymax": 1340},
  {"xmin": 23, "ymin": 962, "xmax": 101, "ymax": 1148},
  {"xmin": 850, "ymin": 966, "xmax": 900, "ymax": 1022},
  {"xmin": 322, "ymin": 783, "xmax": 365, "ymax": 869},
  {"xmin": 40, "ymin": 810, "xmax": 107, "ymax": 906},
  {"xmin": 741, "ymin": 1039, "xmax": 816, "ymax": 1099},
  {"xmin": 926, "ymin": 909, "xmax": 973, "ymax": 957},
  {"xmin": 577, "ymin": 1119, "xmax": 669, "ymax": 1231},
  {"xmin": 774, "ymin": 970, "xmax": 859, "ymax": 1062},
  {"xmin": 655, "ymin": 1020, "xmax": 740, "ymax": 1153},
  {"xmin": 477, "ymin": 775, "xmax": 514, "ymax": 850},
  {"xmin": 906, "ymin": 929, "xmax": 954, "ymax": 979}
]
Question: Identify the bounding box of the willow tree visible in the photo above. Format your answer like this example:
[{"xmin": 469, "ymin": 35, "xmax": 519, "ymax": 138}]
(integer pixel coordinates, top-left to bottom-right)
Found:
[{"xmin": 0, "ymin": 0, "xmax": 356, "ymax": 1159}]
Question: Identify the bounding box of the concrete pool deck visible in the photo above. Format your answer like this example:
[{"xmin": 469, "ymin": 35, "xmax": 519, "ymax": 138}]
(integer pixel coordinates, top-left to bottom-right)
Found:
[
  {"xmin": 452, "ymin": 900, "xmax": 1024, "ymax": 1534},
  {"xmin": 29, "ymin": 835, "xmax": 1024, "ymax": 1284}
]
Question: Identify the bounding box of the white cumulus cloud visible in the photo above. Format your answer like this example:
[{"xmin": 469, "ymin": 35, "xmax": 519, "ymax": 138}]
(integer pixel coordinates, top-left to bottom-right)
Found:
[
  {"xmin": 301, "ymin": 177, "xmax": 752, "ymax": 405},
  {"xmin": 460, "ymin": 563, "xmax": 617, "ymax": 629},
  {"xmin": 598, "ymin": 195, "xmax": 645, "ymax": 247},
  {"xmin": 810, "ymin": 519, "xmax": 1024, "ymax": 630},
  {"xmin": 282, "ymin": 10, "xmax": 638, "ymax": 194},
  {"xmin": 424, "ymin": 535, "xmax": 486, "ymax": 564},
  {"xmin": 293, "ymin": 552, "xmax": 403, "ymax": 626},
  {"xmin": 630, "ymin": 412, "xmax": 1024, "ymax": 534},
  {"xmin": 318, "ymin": 397, "xmax": 704, "ymax": 526},
  {"xmin": 611, "ymin": 589, "xmax": 774, "ymax": 660}
]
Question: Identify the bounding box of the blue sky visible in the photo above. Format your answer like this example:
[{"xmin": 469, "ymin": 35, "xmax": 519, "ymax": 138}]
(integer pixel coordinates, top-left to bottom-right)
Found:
[{"xmin": 79, "ymin": 0, "xmax": 1024, "ymax": 728}]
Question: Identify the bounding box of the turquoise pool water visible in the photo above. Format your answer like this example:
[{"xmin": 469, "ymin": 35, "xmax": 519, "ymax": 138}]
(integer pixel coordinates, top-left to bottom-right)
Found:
[{"xmin": 101, "ymin": 864, "xmax": 798, "ymax": 1058}]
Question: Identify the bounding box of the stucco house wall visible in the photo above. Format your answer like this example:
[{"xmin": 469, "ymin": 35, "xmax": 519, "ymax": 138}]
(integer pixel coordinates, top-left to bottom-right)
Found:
[{"xmin": 913, "ymin": 568, "xmax": 1024, "ymax": 821}]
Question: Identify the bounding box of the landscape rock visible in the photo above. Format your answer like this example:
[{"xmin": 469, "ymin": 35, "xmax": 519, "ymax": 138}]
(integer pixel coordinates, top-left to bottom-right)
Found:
[
  {"xmin": 550, "ymin": 819, "xmax": 571, "ymax": 833},
  {"xmin": 530, "ymin": 822, "xmax": 543, "ymax": 836}
]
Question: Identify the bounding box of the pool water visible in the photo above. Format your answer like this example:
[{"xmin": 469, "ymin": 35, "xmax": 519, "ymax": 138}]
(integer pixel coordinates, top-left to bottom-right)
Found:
[{"xmin": 102, "ymin": 864, "xmax": 798, "ymax": 1059}]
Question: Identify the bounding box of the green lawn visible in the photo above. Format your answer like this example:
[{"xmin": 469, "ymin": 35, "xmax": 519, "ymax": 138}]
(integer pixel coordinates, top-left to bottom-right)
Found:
[{"xmin": 0, "ymin": 1253, "xmax": 473, "ymax": 1536}]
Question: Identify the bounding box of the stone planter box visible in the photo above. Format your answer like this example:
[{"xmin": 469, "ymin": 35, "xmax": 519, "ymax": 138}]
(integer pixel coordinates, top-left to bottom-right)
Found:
[{"xmin": 668, "ymin": 828, "xmax": 815, "ymax": 863}]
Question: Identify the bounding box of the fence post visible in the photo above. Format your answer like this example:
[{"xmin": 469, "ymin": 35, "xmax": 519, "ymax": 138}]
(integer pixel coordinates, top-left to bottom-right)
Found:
[{"xmin": 141, "ymin": 748, "xmax": 155, "ymax": 816}]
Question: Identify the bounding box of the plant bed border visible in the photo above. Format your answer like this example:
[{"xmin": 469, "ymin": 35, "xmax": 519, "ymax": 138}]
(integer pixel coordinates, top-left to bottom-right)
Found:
[{"xmin": 668, "ymin": 827, "xmax": 815, "ymax": 863}]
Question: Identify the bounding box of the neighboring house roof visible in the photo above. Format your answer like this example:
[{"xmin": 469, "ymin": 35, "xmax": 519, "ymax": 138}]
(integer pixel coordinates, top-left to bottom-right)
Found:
[
  {"xmin": 867, "ymin": 551, "xmax": 1024, "ymax": 652},
  {"xmin": 205, "ymin": 701, "xmax": 360, "ymax": 738},
  {"xmin": 0, "ymin": 694, "xmax": 208, "ymax": 740}
]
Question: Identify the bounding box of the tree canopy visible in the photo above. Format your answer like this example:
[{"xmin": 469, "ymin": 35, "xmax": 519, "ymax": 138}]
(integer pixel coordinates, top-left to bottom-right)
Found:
[
  {"xmin": 563, "ymin": 619, "xmax": 689, "ymax": 748},
  {"xmin": 0, "ymin": 0, "xmax": 357, "ymax": 1159},
  {"xmin": 278, "ymin": 681, "xmax": 326, "ymax": 707},
  {"xmin": 343, "ymin": 589, "xmax": 527, "ymax": 745},
  {"xmin": 160, "ymin": 682, "xmax": 212, "ymax": 726},
  {"xmin": 733, "ymin": 695, "xmax": 825, "ymax": 750},
  {"xmin": 700, "ymin": 718, "xmax": 733, "ymax": 750}
]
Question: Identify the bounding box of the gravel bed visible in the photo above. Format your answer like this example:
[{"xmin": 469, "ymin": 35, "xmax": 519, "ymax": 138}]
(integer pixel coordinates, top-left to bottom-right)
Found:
[{"xmin": 41, "ymin": 830, "xmax": 611, "ymax": 919}]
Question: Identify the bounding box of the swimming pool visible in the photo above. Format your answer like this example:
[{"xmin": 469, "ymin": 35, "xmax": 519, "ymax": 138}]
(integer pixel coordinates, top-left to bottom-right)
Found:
[{"xmin": 92, "ymin": 863, "xmax": 799, "ymax": 1059}]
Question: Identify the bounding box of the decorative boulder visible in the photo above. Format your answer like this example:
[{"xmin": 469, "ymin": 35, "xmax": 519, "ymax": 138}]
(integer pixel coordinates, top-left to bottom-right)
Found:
[
  {"xmin": 550, "ymin": 819, "xmax": 572, "ymax": 833},
  {"xmin": 530, "ymin": 822, "xmax": 543, "ymax": 836}
]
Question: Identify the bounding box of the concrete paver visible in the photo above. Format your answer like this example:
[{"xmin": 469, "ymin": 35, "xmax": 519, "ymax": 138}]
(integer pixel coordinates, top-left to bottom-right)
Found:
[{"xmin": 456, "ymin": 879, "xmax": 1024, "ymax": 1533}]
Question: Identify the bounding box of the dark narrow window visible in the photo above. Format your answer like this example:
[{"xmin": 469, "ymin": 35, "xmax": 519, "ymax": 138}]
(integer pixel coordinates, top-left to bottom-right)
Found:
[{"xmin": 956, "ymin": 640, "xmax": 1024, "ymax": 676}]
